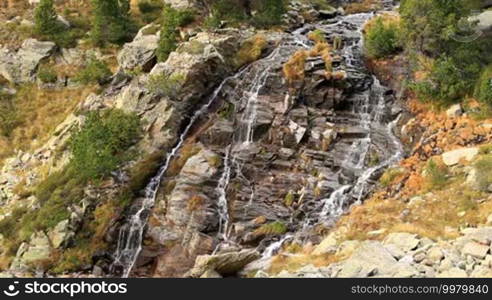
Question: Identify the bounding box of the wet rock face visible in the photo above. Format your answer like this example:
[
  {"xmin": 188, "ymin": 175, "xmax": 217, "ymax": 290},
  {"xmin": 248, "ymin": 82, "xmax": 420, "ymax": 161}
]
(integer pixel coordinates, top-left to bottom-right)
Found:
[{"xmin": 141, "ymin": 13, "xmax": 403, "ymax": 277}]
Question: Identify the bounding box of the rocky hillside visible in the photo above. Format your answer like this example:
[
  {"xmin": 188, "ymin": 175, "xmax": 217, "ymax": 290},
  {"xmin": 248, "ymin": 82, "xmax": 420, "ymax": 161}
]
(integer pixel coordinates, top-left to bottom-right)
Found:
[{"xmin": 0, "ymin": 0, "xmax": 491, "ymax": 279}]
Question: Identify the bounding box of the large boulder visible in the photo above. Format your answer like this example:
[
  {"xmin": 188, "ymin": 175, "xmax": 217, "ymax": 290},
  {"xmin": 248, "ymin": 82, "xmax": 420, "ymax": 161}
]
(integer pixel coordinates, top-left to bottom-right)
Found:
[
  {"xmin": 10, "ymin": 232, "xmax": 52, "ymax": 271},
  {"xmin": 0, "ymin": 39, "xmax": 56, "ymax": 83},
  {"xmin": 117, "ymin": 29, "xmax": 159, "ymax": 71},
  {"xmin": 335, "ymin": 241, "xmax": 400, "ymax": 277},
  {"xmin": 383, "ymin": 232, "xmax": 420, "ymax": 253},
  {"xmin": 442, "ymin": 147, "xmax": 479, "ymax": 166},
  {"xmin": 473, "ymin": 11, "xmax": 492, "ymax": 35},
  {"xmin": 187, "ymin": 249, "xmax": 260, "ymax": 277}
]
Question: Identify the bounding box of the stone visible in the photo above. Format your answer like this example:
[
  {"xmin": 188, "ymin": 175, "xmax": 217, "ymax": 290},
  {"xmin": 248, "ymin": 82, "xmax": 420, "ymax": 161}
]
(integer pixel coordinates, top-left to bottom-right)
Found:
[
  {"xmin": 336, "ymin": 240, "xmax": 361, "ymax": 257},
  {"xmin": 336, "ymin": 241, "xmax": 398, "ymax": 277},
  {"xmin": 487, "ymin": 214, "xmax": 492, "ymax": 226},
  {"xmin": 471, "ymin": 10, "xmax": 492, "ymax": 34},
  {"xmin": 462, "ymin": 241, "xmax": 490, "ymax": 259},
  {"xmin": 117, "ymin": 33, "xmax": 159, "ymax": 71},
  {"xmin": 48, "ymin": 219, "xmax": 72, "ymax": 248},
  {"xmin": 437, "ymin": 267, "xmax": 468, "ymax": 278},
  {"xmin": 384, "ymin": 244, "xmax": 405, "ymax": 260},
  {"xmin": 446, "ymin": 104, "xmax": 463, "ymax": 118},
  {"xmin": 200, "ymin": 269, "xmax": 222, "ymax": 278},
  {"xmin": 312, "ymin": 233, "xmax": 337, "ymax": 255},
  {"xmin": 427, "ymin": 247, "xmax": 444, "ymax": 263},
  {"xmin": 383, "ymin": 232, "xmax": 420, "ymax": 252},
  {"xmin": 442, "ymin": 147, "xmax": 479, "ymax": 166},
  {"xmin": 288, "ymin": 120, "xmax": 307, "ymax": 145},
  {"xmin": 0, "ymin": 39, "xmax": 56, "ymax": 83},
  {"xmin": 187, "ymin": 249, "xmax": 260, "ymax": 277},
  {"xmin": 11, "ymin": 232, "xmax": 52, "ymax": 270}
]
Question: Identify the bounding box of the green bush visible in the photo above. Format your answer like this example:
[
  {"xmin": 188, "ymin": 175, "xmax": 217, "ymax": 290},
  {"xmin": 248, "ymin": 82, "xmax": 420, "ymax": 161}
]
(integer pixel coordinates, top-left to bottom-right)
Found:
[
  {"xmin": 411, "ymin": 53, "xmax": 482, "ymax": 104},
  {"xmin": 74, "ymin": 57, "xmax": 112, "ymax": 85},
  {"xmin": 425, "ymin": 159, "xmax": 449, "ymax": 190},
  {"xmin": 399, "ymin": 0, "xmax": 473, "ymax": 56},
  {"xmin": 251, "ymin": 0, "xmax": 286, "ymax": 28},
  {"xmin": 37, "ymin": 65, "xmax": 57, "ymax": 83},
  {"xmin": 474, "ymin": 65, "xmax": 492, "ymax": 106},
  {"xmin": 69, "ymin": 109, "xmax": 141, "ymax": 181},
  {"xmin": 205, "ymin": 0, "xmax": 286, "ymax": 28},
  {"xmin": 90, "ymin": 0, "xmax": 136, "ymax": 46},
  {"xmin": 157, "ymin": 5, "xmax": 195, "ymax": 62},
  {"xmin": 365, "ymin": 17, "xmax": 400, "ymax": 59},
  {"xmin": 33, "ymin": 0, "xmax": 82, "ymax": 48},
  {"xmin": 138, "ymin": 0, "xmax": 164, "ymax": 22},
  {"xmin": 146, "ymin": 72, "xmax": 186, "ymax": 99}
]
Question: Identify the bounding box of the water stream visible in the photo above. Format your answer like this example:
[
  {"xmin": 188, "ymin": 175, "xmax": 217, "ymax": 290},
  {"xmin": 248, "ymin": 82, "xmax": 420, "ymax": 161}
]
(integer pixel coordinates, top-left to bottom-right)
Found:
[{"xmin": 112, "ymin": 7, "xmax": 404, "ymax": 275}]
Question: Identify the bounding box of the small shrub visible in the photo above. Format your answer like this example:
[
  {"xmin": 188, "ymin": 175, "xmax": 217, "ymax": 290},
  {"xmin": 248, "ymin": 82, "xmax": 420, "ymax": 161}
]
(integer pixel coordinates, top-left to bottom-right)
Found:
[
  {"xmin": 284, "ymin": 191, "xmax": 295, "ymax": 207},
  {"xmin": 157, "ymin": 5, "xmax": 195, "ymax": 62},
  {"xmin": 425, "ymin": 159, "xmax": 449, "ymax": 190},
  {"xmin": 251, "ymin": 0, "xmax": 286, "ymax": 28},
  {"xmin": 364, "ymin": 17, "xmax": 400, "ymax": 59},
  {"xmin": 146, "ymin": 72, "xmax": 186, "ymax": 99},
  {"xmin": 283, "ymin": 50, "xmax": 307, "ymax": 84},
  {"xmin": 234, "ymin": 35, "xmax": 268, "ymax": 68},
  {"xmin": 307, "ymin": 29, "xmax": 326, "ymax": 44},
  {"xmin": 74, "ymin": 57, "xmax": 112, "ymax": 85},
  {"xmin": 37, "ymin": 65, "xmax": 57, "ymax": 83},
  {"xmin": 69, "ymin": 109, "xmax": 141, "ymax": 181},
  {"xmin": 138, "ymin": 0, "xmax": 164, "ymax": 23},
  {"xmin": 474, "ymin": 65, "xmax": 492, "ymax": 106},
  {"xmin": 90, "ymin": 0, "xmax": 136, "ymax": 46},
  {"xmin": 380, "ymin": 167, "xmax": 405, "ymax": 187}
]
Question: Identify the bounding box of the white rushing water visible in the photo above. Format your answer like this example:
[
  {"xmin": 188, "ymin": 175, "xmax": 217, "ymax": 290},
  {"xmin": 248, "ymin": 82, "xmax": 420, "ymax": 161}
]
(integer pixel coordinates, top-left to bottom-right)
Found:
[
  {"xmin": 113, "ymin": 8, "xmax": 405, "ymax": 269},
  {"xmin": 111, "ymin": 67, "xmax": 252, "ymax": 277}
]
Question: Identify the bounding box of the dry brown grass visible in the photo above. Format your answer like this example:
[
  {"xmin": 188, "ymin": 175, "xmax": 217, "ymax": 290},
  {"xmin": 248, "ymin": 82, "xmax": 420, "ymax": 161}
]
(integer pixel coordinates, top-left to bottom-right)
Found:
[
  {"xmin": 283, "ymin": 50, "xmax": 308, "ymax": 85},
  {"xmin": 0, "ymin": 84, "xmax": 95, "ymax": 164},
  {"xmin": 345, "ymin": 0, "xmax": 381, "ymax": 14},
  {"xmin": 269, "ymin": 251, "xmax": 342, "ymax": 275}
]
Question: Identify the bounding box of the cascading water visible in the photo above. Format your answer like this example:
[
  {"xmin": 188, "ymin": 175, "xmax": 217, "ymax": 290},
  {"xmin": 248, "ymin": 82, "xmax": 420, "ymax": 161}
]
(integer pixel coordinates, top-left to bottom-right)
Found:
[
  {"xmin": 110, "ymin": 68, "xmax": 252, "ymax": 277},
  {"xmin": 114, "ymin": 6, "xmax": 406, "ymax": 273},
  {"xmin": 290, "ymin": 12, "xmax": 404, "ymax": 243}
]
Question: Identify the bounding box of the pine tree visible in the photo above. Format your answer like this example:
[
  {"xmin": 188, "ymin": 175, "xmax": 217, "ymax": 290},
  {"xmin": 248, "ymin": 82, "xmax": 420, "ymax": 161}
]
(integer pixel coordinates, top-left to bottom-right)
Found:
[
  {"xmin": 91, "ymin": 0, "xmax": 133, "ymax": 46},
  {"xmin": 34, "ymin": 0, "xmax": 60, "ymax": 37}
]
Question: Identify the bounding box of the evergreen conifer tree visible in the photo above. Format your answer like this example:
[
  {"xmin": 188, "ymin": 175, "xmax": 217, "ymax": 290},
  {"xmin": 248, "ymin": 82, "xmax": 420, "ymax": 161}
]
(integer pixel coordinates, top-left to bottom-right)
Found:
[{"xmin": 34, "ymin": 0, "xmax": 60, "ymax": 37}]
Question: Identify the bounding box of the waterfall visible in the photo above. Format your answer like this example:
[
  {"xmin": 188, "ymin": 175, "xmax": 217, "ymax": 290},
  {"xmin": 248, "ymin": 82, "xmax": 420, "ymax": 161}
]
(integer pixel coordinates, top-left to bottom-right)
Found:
[
  {"xmin": 110, "ymin": 67, "xmax": 251, "ymax": 277},
  {"xmin": 216, "ymin": 145, "xmax": 232, "ymax": 240},
  {"xmin": 113, "ymin": 7, "xmax": 406, "ymax": 272}
]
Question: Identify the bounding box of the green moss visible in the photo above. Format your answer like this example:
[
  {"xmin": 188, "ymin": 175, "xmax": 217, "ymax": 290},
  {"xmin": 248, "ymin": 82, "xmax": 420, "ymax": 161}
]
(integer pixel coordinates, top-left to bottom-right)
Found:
[
  {"xmin": 284, "ymin": 191, "xmax": 295, "ymax": 207},
  {"xmin": 254, "ymin": 221, "xmax": 288, "ymax": 235}
]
